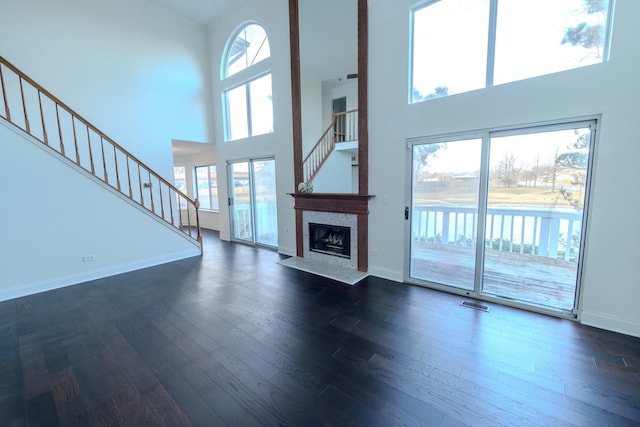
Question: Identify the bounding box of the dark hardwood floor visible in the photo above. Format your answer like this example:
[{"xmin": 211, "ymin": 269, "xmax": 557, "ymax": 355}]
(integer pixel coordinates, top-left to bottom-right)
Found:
[{"xmin": 1, "ymin": 229, "xmax": 639, "ymax": 426}]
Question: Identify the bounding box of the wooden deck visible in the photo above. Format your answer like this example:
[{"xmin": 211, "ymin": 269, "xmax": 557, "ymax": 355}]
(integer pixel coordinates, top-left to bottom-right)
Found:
[{"xmin": 410, "ymin": 241, "xmax": 578, "ymax": 310}]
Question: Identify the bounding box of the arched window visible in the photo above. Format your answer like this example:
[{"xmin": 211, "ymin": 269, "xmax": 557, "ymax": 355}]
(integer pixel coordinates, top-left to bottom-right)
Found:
[
  {"xmin": 222, "ymin": 23, "xmax": 273, "ymax": 141},
  {"xmin": 224, "ymin": 24, "xmax": 270, "ymax": 78}
]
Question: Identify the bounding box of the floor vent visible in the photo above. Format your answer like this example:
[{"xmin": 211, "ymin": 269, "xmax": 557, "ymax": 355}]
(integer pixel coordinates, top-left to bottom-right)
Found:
[{"xmin": 461, "ymin": 301, "xmax": 490, "ymax": 312}]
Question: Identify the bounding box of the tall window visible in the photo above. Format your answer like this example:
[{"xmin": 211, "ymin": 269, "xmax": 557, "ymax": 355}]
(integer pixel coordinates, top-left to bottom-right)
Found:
[
  {"xmin": 195, "ymin": 165, "xmax": 218, "ymax": 210},
  {"xmin": 411, "ymin": 0, "xmax": 614, "ymax": 102},
  {"xmin": 222, "ymin": 23, "xmax": 273, "ymax": 141}
]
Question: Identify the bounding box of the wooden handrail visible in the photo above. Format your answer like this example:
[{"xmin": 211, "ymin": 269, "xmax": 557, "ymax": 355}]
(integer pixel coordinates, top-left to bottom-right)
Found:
[
  {"xmin": 0, "ymin": 57, "xmax": 186, "ymax": 195},
  {"xmin": 0, "ymin": 56, "xmax": 202, "ymax": 252},
  {"xmin": 301, "ymin": 109, "xmax": 358, "ymax": 184},
  {"xmin": 302, "ymin": 123, "xmax": 333, "ymax": 169}
]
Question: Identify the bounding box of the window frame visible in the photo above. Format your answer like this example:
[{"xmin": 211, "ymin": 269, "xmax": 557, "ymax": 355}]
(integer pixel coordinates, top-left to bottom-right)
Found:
[
  {"xmin": 223, "ymin": 71, "xmax": 273, "ymax": 142},
  {"xmin": 194, "ymin": 164, "xmax": 219, "ymax": 211},
  {"xmin": 223, "ymin": 23, "xmax": 271, "ymax": 79},
  {"xmin": 409, "ymin": 0, "xmax": 615, "ymax": 103},
  {"xmin": 221, "ymin": 22, "xmax": 274, "ymax": 142},
  {"xmin": 173, "ymin": 166, "xmax": 188, "ymax": 210}
]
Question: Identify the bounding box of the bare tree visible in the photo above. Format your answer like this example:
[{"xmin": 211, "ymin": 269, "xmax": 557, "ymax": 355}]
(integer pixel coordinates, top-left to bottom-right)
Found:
[
  {"xmin": 495, "ymin": 152, "xmax": 520, "ymax": 188},
  {"xmin": 557, "ymin": 132, "xmax": 590, "ymax": 211}
]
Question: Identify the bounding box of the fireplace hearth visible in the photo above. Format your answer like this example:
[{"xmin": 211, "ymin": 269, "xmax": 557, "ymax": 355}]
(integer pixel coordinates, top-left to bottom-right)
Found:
[{"xmin": 309, "ymin": 223, "xmax": 351, "ymax": 259}]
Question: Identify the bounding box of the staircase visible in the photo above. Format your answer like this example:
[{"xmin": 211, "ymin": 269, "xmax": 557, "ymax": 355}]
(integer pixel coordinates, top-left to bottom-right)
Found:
[
  {"xmin": 0, "ymin": 56, "xmax": 202, "ymax": 251},
  {"xmin": 302, "ymin": 109, "xmax": 358, "ymax": 183}
]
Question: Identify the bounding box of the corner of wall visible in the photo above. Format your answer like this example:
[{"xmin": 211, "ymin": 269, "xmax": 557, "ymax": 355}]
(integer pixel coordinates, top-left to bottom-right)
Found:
[{"xmin": 580, "ymin": 310, "xmax": 640, "ymax": 338}]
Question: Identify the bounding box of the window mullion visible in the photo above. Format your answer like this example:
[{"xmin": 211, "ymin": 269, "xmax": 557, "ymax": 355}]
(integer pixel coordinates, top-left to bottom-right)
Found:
[
  {"xmin": 603, "ymin": 0, "xmax": 615, "ymax": 61},
  {"xmin": 245, "ymin": 82, "xmax": 253, "ymax": 137},
  {"xmin": 207, "ymin": 166, "xmax": 212, "ymax": 209},
  {"xmin": 486, "ymin": 0, "xmax": 498, "ymax": 88}
]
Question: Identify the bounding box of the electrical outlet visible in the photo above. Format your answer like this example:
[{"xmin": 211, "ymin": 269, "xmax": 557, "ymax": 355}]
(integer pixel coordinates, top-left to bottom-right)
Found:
[{"xmin": 82, "ymin": 255, "xmax": 96, "ymax": 262}]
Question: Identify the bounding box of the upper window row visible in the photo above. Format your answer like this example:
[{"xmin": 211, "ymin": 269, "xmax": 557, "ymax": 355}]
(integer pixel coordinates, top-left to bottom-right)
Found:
[
  {"xmin": 411, "ymin": 0, "xmax": 614, "ymax": 103},
  {"xmin": 224, "ymin": 24, "xmax": 271, "ymax": 78},
  {"xmin": 222, "ymin": 23, "xmax": 273, "ymax": 142}
]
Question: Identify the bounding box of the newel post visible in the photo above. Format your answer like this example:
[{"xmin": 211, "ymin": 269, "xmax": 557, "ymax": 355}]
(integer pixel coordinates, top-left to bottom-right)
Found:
[{"xmin": 195, "ymin": 198, "xmax": 203, "ymax": 254}]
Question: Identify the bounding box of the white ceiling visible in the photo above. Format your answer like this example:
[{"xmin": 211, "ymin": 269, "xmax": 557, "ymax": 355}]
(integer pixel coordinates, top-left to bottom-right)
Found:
[
  {"xmin": 146, "ymin": 0, "xmax": 249, "ymax": 25},
  {"xmin": 146, "ymin": 0, "xmax": 357, "ymax": 84},
  {"xmin": 299, "ymin": 0, "xmax": 358, "ymax": 85},
  {"xmin": 172, "ymin": 139, "xmax": 214, "ymax": 155}
]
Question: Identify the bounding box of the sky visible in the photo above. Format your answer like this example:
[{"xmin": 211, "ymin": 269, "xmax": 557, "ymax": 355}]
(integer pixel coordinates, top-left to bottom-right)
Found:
[
  {"xmin": 419, "ymin": 127, "xmax": 591, "ymax": 175},
  {"xmin": 412, "ymin": 0, "xmax": 609, "ymax": 98}
]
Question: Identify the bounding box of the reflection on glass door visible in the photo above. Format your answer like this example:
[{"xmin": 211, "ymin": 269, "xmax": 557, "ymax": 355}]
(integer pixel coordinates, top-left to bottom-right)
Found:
[
  {"xmin": 483, "ymin": 127, "xmax": 592, "ymax": 311},
  {"xmin": 409, "ymin": 139, "xmax": 482, "ymax": 291},
  {"xmin": 228, "ymin": 158, "xmax": 278, "ymax": 248},
  {"xmin": 408, "ymin": 121, "xmax": 594, "ymax": 314},
  {"xmin": 252, "ymin": 159, "xmax": 278, "ymax": 247},
  {"xmin": 229, "ymin": 162, "xmax": 253, "ymax": 243}
]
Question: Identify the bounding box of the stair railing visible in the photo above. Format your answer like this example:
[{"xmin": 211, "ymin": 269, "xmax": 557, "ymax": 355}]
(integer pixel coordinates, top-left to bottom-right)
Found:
[
  {"xmin": 302, "ymin": 109, "xmax": 358, "ymax": 183},
  {"xmin": 0, "ymin": 56, "xmax": 202, "ymax": 252}
]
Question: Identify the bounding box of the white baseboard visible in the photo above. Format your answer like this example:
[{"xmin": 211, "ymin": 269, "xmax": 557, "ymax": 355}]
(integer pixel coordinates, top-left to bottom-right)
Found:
[
  {"xmin": 580, "ymin": 310, "xmax": 640, "ymax": 338},
  {"xmin": 278, "ymin": 246, "xmax": 296, "ymax": 257},
  {"xmin": 368, "ymin": 265, "xmax": 403, "ymax": 283},
  {"xmin": 0, "ymin": 249, "xmax": 200, "ymax": 303}
]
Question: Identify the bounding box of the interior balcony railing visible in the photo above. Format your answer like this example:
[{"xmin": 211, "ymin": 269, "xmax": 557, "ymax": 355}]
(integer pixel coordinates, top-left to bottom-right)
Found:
[
  {"xmin": 302, "ymin": 109, "xmax": 358, "ymax": 184},
  {"xmin": 0, "ymin": 56, "xmax": 202, "ymax": 251}
]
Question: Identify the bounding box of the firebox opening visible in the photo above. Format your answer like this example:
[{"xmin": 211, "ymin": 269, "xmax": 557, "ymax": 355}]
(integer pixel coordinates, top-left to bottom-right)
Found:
[{"xmin": 309, "ymin": 223, "xmax": 351, "ymax": 259}]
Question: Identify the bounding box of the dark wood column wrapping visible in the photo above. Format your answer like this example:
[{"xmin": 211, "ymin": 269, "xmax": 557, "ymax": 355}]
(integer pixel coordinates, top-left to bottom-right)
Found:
[{"xmin": 289, "ymin": 0, "xmax": 372, "ymax": 273}]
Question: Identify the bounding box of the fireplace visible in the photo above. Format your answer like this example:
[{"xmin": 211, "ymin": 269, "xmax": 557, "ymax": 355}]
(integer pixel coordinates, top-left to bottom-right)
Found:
[{"xmin": 309, "ymin": 223, "xmax": 351, "ymax": 259}]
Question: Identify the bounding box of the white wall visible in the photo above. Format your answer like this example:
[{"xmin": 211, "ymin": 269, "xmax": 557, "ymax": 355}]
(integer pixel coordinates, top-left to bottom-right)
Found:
[
  {"xmin": 322, "ymin": 79, "xmax": 358, "ymax": 126},
  {"xmin": 0, "ymin": 0, "xmax": 214, "ymax": 182},
  {"xmin": 301, "ymin": 72, "xmax": 324, "ymax": 156},
  {"xmin": 312, "ymin": 150, "xmax": 354, "ymax": 193},
  {"xmin": 173, "ymin": 143, "xmax": 220, "ymax": 230},
  {"xmin": 208, "ymin": 0, "xmax": 296, "ymax": 256},
  {"xmin": 367, "ymin": 0, "xmax": 640, "ymax": 337},
  {"xmin": 0, "ymin": 123, "xmax": 200, "ymax": 301},
  {"xmin": 0, "ymin": 0, "xmax": 213, "ymax": 300}
]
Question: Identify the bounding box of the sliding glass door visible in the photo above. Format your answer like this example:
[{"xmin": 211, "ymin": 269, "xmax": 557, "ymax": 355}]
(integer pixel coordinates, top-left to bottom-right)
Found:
[
  {"xmin": 228, "ymin": 158, "xmax": 278, "ymax": 248},
  {"xmin": 409, "ymin": 138, "xmax": 482, "ymax": 291},
  {"xmin": 408, "ymin": 121, "xmax": 595, "ymax": 314}
]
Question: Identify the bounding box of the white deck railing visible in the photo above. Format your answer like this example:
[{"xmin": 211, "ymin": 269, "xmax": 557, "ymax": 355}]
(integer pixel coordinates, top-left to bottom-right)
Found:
[
  {"xmin": 231, "ymin": 202, "xmax": 278, "ymax": 242},
  {"xmin": 412, "ymin": 205, "xmax": 582, "ymax": 262}
]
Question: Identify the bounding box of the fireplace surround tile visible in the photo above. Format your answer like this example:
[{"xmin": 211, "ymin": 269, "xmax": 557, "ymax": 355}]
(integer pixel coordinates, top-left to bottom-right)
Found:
[{"xmin": 303, "ymin": 211, "xmax": 358, "ymax": 270}]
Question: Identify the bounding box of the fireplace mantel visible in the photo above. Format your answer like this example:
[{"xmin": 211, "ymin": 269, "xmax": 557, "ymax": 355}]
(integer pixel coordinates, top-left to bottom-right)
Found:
[
  {"xmin": 288, "ymin": 193, "xmax": 374, "ymax": 214},
  {"xmin": 289, "ymin": 193, "xmax": 374, "ymax": 272}
]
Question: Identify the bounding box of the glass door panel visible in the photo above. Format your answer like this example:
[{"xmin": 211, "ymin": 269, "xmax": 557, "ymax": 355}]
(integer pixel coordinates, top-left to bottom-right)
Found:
[
  {"xmin": 253, "ymin": 159, "xmax": 278, "ymax": 247},
  {"xmin": 229, "ymin": 161, "xmax": 253, "ymax": 242},
  {"xmin": 483, "ymin": 127, "xmax": 591, "ymax": 310},
  {"xmin": 409, "ymin": 139, "xmax": 482, "ymax": 291},
  {"xmin": 229, "ymin": 158, "xmax": 278, "ymax": 248}
]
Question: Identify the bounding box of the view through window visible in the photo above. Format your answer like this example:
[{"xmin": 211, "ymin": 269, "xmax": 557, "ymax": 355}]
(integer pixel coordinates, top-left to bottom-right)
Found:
[
  {"xmin": 409, "ymin": 120, "xmax": 595, "ymax": 312},
  {"xmin": 223, "ymin": 23, "xmax": 273, "ymax": 141},
  {"xmin": 173, "ymin": 166, "xmax": 187, "ymax": 209},
  {"xmin": 195, "ymin": 165, "xmax": 218, "ymax": 210},
  {"xmin": 411, "ymin": 0, "xmax": 613, "ymax": 102},
  {"xmin": 224, "ymin": 73, "xmax": 273, "ymax": 141}
]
